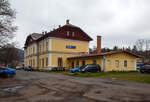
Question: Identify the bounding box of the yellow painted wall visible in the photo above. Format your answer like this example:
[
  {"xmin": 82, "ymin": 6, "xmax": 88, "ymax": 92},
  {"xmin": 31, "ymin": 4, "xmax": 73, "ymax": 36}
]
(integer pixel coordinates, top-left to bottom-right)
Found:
[
  {"xmin": 51, "ymin": 53, "xmax": 77, "ymax": 69},
  {"xmin": 39, "ymin": 39, "xmax": 49, "ymax": 53},
  {"xmin": 38, "ymin": 53, "xmax": 49, "ymax": 70},
  {"xmin": 52, "ymin": 39, "xmax": 89, "ymax": 53},
  {"xmin": 68, "ymin": 53, "xmax": 137, "ymax": 71},
  {"xmin": 105, "ymin": 53, "xmax": 136, "ymax": 71},
  {"xmin": 68, "ymin": 56, "xmax": 102, "ymax": 69},
  {"xmin": 24, "ymin": 42, "xmax": 38, "ymax": 68}
]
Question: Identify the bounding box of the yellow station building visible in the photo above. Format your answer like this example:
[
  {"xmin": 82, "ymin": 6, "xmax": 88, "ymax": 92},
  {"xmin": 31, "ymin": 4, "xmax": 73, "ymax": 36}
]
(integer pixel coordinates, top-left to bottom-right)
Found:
[{"xmin": 24, "ymin": 20, "xmax": 141, "ymax": 71}]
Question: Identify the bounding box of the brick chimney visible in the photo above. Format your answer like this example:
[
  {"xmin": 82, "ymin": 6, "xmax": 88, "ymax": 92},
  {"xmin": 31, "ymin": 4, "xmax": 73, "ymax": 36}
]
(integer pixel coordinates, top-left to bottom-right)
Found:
[
  {"xmin": 66, "ymin": 19, "xmax": 69, "ymax": 24},
  {"xmin": 97, "ymin": 35, "xmax": 101, "ymax": 54},
  {"xmin": 58, "ymin": 25, "xmax": 61, "ymax": 28}
]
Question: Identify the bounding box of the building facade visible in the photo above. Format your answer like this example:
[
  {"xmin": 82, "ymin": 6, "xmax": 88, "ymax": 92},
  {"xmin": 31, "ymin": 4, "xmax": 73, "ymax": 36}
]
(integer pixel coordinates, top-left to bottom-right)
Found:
[
  {"xmin": 24, "ymin": 20, "xmax": 92, "ymax": 70},
  {"xmin": 68, "ymin": 50, "xmax": 141, "ymax": 71},
  {"xmin": 24, "ymin": 20, "xmax": 141, "ymax": 71}
]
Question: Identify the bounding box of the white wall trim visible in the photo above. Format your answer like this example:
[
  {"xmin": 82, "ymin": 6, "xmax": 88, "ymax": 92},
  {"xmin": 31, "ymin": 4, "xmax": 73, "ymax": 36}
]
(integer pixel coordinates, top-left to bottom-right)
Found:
[
  {"xmin": 49, "ymin": 39, "xmax": 52, "ymax": 51},
  {"xmin": 49, "ymin": 53, "xmax": 52, "ymax": 70},
  {"xmin": 102, "ymin": 56, "xmax": 105, "ymax": 71},
  {"xmin": 88, "ymin": 43, "xmax": 89, "ymax": 54},
  {"xmin": 135, "ymin": 58, "xmax": 137, "ymax": 70},
  {"xmin": 48, "ymin": 37, "xmax": 89, "ymax": 43}
]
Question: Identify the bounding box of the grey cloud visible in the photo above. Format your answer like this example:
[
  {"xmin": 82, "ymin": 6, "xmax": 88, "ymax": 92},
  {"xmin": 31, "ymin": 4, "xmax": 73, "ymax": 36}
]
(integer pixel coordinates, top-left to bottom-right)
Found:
[{"xmin": 10, "ymin": 0, "xmax": 150, "ymax": 49}]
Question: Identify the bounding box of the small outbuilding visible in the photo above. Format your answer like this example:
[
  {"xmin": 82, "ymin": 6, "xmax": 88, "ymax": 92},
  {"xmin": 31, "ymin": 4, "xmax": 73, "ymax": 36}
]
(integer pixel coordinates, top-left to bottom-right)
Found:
[
  {"xmin": 67, "ymin": 50, "xmax": 141, "ymax": 71},
  {"xmin": 67, "ymin": 36, "xmax": 141, "ymax": 71}
]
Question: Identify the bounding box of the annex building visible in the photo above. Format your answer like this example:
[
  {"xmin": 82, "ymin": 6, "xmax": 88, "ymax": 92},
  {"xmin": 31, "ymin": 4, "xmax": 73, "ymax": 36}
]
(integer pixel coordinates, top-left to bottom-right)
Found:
[{"xmin": 24, "ymin": 20, "xmax": 141, "ymax": 71}]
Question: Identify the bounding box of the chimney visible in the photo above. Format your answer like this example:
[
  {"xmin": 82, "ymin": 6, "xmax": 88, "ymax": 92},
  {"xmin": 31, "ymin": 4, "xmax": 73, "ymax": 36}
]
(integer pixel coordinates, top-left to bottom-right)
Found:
[
  {"xmin": 45, "ymin": 31, "xmax": 47, "ymax": 34},
  {"xmin": 42, "ymin": 31, "xmax": 44, "ymax": 35},
  {"xmin": 97, "ymin": 35, "xmax": 101, "ymax": 54},
  {"xmin": 66, "ymin": 19, "xmax": 69, "ymax": 24},
  {"xmin": 58, "ymin": 25, "xmax": 61, "ymax": 28}
]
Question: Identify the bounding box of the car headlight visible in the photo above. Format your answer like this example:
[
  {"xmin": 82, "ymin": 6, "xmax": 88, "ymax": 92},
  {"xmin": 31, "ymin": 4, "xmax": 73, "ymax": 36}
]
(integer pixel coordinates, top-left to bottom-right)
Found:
[{"xmin": 82, "ymin": 69, "xmax": 85, "ymax": 71}]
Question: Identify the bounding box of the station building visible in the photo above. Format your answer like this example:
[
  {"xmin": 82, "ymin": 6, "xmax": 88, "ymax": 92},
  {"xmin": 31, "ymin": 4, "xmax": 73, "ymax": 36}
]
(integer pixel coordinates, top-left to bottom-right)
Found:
[{"xmin": 24, "ymin": 20, "xmax": 141, "ymax": 71}]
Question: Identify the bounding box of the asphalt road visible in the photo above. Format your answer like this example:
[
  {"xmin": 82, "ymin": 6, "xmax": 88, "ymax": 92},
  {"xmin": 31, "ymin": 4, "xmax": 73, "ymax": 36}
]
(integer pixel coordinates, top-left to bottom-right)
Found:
[{"xmin": 0, "ymin": 70, "xmax": 150, "ymax": 102}]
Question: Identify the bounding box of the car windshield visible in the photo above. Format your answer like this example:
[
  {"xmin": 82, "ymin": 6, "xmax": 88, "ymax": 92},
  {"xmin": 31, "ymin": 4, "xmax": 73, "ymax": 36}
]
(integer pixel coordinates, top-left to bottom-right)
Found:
[
  {"xmin": 85, "ymin": 65, "xmax": 95, "ymax": 68},
  {"xmin": 144, "ymin": 65, "xmax": 150, "ymax": 68},
  {"xmin": 80, "ymin": 66, "xmax": 85, "ymax": 69},
  {"xmin": 0, "ymin": 68, "xmax": 6, "ymax": 70}
]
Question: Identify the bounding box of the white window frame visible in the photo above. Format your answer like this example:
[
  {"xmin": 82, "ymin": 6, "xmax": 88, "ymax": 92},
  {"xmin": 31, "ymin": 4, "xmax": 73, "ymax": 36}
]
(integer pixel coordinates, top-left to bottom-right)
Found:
[
  {"xmin": 67, "ymin": 31, "xmax": 70, "ymax": 36},
  {"xmin": 72, "ymin": 32, "xmax": 75, "ymax": 37}
]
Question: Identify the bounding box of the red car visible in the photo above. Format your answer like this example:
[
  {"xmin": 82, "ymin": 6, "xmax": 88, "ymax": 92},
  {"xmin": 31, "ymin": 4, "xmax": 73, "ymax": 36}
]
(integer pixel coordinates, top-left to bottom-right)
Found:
[{"xmin": 140, "ymin": 65, "xmax": 150, "ymax": 73}]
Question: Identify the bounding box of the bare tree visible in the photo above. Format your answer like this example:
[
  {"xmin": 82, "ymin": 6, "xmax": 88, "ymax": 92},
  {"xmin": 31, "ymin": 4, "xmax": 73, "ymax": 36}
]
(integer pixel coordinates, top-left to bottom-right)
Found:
[
  {"xmin": 135, "ymin": 39, "xmax": 145, "ymax": 51},
  {"xmin": 0, "ymin": 0, "xmax": 17, "ymax": 47},
  {"xmin": 145, "ymin": 39, "xmax": 150, "ymax": 51},
  {"xmin": 0, "ymin": 42, "xmax": 21, "ymax": 67}
]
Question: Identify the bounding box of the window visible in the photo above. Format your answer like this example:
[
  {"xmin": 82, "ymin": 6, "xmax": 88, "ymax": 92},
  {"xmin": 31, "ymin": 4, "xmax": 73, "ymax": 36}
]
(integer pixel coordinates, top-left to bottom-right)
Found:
[
  {"xmin": 72, "ymin": 62, "xmax": 74, "ymax": 68},
  {"xmin": 29, "ymin": 48, "xmax": 30, "ymax": 55},
  {"xmin": 93, "ymin": 60, "xmax": 96, "ymax": 64},
  {"xmin": 46, "ymin": 57, "xmax": 48, "ymax": 66},
  {"xmin": 33, "ymin": 59, "xmax": 35, "ymax": 67},
  {"xmin": 42, "ymin": 58, "xmax": 44, "ymax": 67},
  {"xmin": 30, "ymin": 60, "xmax": 32, "ymax": 66},
  {"xmin": 40, "ymin": 44, "xmax": 41, "ymax": 52},
  {"xmin": 76, "ymin": 61, "xmax": 79, "ymax": 67},
  {"xmin": 82, "ymin": 61, "xmax": 85, "ymax": 66},
  {"xmin": 124, "ymin": 60, "xmax": 127, "ymax": 67},
  {"xmin": 39, "ymin": 59, "xmax": 41, "ymax": 67},
  {"xmin": 58, "ymin": 57, "xmax": 63, "ymax": 67},
  {"xmin": 31, "ymin": 48, "xmax": 32, "ymax": 54},
  {"xmin": 26, "ymin": 50, "xmax": 28, "ymax": 56},
  {"xmin": 115, "ymin": 60, "xmax": 119, "ymax": 67},
  {"xmin": 28, "ymin": 60, "xmax": 30, "ymax": 66},
  {"xmin": 107, "ymin": 60, "xmax": 111, "ymax": 66},
  {"xmin": 72, "ymin": 32, "xmax": 75, "ymax": 37},
  {"xmin": 67, "ymin": 31, "xmax": 70, "ymax": 36},
  {"xmin": 43, "ymin": 42, "xmax": 44, "ymax": 51},
  {"xmin": 46, "ymin": 41, "xmax": 48, "ymax": 51},
  {"xmin": 33, "ymin": 46, "xmax": 35, "ymax": 54}
]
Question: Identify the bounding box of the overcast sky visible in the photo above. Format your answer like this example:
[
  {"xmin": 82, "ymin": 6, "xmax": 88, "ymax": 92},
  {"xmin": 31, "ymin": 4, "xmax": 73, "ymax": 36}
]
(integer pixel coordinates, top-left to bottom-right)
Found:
[{"xmin": 10, "ymin": 0, "xmax": 150, "ymax": 49}]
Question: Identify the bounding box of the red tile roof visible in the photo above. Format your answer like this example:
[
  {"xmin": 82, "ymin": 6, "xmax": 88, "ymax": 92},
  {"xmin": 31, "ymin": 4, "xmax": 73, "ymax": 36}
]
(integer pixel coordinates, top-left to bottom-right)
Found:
[{"xmin": 67, "ymin": 50, "xmax": 141, "ymax": 59}]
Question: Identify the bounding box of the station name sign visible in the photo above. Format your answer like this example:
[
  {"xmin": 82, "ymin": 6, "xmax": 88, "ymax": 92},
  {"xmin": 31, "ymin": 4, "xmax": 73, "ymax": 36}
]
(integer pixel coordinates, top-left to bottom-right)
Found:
[{"xmin": 66, "ymin": 45, "xmax": 76, "ymax": 49}]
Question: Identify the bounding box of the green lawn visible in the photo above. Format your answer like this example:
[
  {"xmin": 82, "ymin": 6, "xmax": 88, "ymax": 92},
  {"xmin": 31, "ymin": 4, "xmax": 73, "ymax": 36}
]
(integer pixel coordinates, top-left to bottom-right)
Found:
[{"xmin": 50, "ymin": 71, "xmax": 150, "ymax": 84}]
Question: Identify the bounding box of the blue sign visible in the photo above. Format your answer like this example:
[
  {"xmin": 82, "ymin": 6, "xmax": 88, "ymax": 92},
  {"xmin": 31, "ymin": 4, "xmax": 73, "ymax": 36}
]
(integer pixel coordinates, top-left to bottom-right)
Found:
[{"xmin": 66, "ymin": 45, "xmax": 76, "ymax": 49}]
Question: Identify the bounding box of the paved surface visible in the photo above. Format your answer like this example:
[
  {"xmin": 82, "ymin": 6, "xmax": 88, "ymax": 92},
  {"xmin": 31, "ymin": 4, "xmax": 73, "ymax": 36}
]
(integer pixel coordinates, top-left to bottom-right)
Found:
[{"xmin": 0, "ymin": 70, "xmax": 150, "ymax": 102}]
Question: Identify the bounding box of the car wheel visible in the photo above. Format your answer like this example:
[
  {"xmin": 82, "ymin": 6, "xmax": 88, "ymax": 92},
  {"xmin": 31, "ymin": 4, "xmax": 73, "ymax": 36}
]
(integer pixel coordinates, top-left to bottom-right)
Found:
[
  {"xmin": 3, "ymin": 73, "xmax": 9, "ymax": 78},
  {"xmin": 140, "ymin": 70, "xmax": 144, "ymax": 73}
]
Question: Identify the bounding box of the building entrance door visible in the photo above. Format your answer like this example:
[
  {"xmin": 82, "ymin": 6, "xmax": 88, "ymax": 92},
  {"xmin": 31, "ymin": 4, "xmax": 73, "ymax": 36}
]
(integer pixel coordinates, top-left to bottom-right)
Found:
[
  {"xmin": 58, "ymin": 57, "xmax": 63, "ymax": 67},
  {"xmin": 72, "ymin": 62, "xmax": 74, "ymax": 68}
]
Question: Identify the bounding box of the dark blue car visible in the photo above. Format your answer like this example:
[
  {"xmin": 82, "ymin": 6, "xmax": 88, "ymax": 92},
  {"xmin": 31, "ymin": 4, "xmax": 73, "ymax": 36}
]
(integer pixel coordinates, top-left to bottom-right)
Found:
[{"xmin": 0, "ymin": 66, "xmax": 16, "ymax": 77}]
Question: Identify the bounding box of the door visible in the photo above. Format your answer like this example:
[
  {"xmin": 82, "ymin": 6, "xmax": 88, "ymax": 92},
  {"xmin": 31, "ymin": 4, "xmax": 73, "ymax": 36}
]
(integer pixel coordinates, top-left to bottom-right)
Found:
[
  {"xmin": 82, "ymin": 61, "xmax": 85, "ymax": 66},
  {"xmin": 58, "ymin": 57, "xmax": 63, "ymax": 67},
  {"xmin": 72, "ymin": 62, "xmax": 74, "ymax": 68}
]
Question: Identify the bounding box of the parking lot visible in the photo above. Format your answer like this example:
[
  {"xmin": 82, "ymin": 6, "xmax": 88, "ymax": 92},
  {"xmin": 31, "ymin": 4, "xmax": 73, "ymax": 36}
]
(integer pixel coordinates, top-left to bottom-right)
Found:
[{"xmin": 0, "ymin": 70, "xmax": 150, "ymax": 102}]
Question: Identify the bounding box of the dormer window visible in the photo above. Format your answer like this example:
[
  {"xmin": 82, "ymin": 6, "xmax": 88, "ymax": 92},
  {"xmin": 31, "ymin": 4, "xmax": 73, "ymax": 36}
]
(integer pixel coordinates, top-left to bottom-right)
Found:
[
  {"xmin": 67, "ymin": 31, "xmax": 70, "ymax": 36},
  {"xmin": 72, "ymin": 32, "xmax": 75, "ymax": 37}
]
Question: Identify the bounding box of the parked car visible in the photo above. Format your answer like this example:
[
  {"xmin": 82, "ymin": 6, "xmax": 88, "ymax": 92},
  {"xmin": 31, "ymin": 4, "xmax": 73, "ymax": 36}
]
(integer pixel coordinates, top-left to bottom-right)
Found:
[
  {"xmin": 136, "ymin": 63, "xmax": 144, "ymax": 70},
  {"xmin": 0, "ymin": 68, "xmax": 8, "ymax": 77},
  {"xmin": 24, "ymin": 66, "xmax": 34, "ymax": 71},
  {"xmin": 52, "ymin": 67, "xmax": 65, "ymax": 71},
  {"xmin": 0, "ymin": 67, "xmax": 16, "ymax": 77},
  {"xmin": 80, "ymin": 64, "xmax": 101, "ymax": 72},
  {"xmin": 70, "ymin": 66, "xmax": 85, "ymax": 73},
  {"xmin": 16, "ymin": 66, "xmax": 23, "ymax": 70},
  {"xmin": 140, "ymin": 65, "xmax": 150, "ymax": 73}
]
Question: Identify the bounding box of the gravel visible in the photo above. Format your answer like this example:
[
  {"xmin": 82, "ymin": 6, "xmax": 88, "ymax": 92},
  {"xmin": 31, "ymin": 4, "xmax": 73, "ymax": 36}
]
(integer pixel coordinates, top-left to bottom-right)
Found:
[{"xmin": 0, "ymin": 70, "xmax": 150, "ymax": 102}]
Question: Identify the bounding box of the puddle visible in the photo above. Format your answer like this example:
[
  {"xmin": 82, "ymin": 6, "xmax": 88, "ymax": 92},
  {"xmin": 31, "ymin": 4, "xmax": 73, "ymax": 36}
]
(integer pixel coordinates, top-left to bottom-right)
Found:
[{"xmin": 0, "ymin": 85, "xmax": 24, "ymax": 93}]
